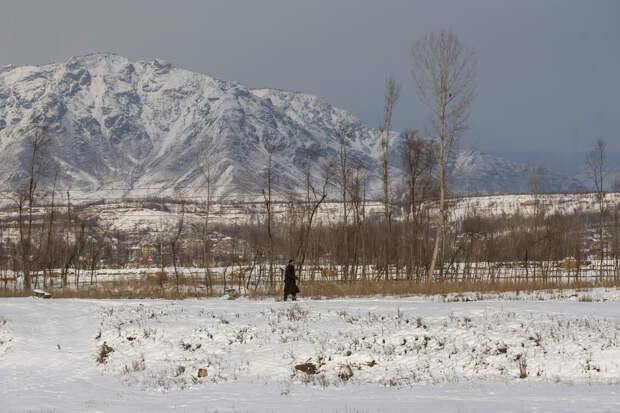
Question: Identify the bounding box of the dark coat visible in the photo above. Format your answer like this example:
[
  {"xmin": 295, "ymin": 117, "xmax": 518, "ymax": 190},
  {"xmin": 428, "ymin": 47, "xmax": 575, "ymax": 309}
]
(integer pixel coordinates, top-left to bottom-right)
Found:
[{"xmin": 284, "ymin": 264, "xmax": 299, "ymax": 295}]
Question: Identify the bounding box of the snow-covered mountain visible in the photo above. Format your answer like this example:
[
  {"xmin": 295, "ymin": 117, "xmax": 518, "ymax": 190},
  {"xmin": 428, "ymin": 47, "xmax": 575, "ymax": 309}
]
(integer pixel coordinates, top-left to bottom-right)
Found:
[
  {"xmin": 0, "ymin": 54, "xmax": 582, "ymax": 201},
  {"xmin": 449, "ymin": 150, "xmax": 585, "ymax": 194}
]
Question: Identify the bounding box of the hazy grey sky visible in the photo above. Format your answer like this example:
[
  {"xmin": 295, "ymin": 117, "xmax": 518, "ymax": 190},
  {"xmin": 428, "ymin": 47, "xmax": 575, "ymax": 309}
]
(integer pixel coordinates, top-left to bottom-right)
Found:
[{"xmin": 1, "ymin": 0, "xmax": 618, "ymax": 171}]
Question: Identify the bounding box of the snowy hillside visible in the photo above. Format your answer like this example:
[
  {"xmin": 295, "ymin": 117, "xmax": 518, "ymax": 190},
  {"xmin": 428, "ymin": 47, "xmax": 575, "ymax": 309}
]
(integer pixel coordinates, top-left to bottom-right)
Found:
[
  {"xmin": 450, "ymin": 150, "xmax": 585, "ymax": 194},
  {"xmin": 0, "ymin": 54, "xmax": 582, "ymax": 200}
]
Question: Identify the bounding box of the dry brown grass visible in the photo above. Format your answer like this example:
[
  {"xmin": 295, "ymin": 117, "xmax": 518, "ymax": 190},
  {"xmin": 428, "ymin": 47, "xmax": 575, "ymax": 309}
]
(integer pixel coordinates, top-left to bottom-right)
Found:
[
  {"xmin": 0, "ymin": 289, "xmax": 30, "ymax": 298},
  {"xmin": 288, "ymin": 280, "xmax": 620, "ymax": 299},
  {"xmin": 1, "ymin": 278, "xmax": 619, "ymax": 300},
  {"xmin": 0, "ymin": 276, "xmax": 218, "ymax": 299}
]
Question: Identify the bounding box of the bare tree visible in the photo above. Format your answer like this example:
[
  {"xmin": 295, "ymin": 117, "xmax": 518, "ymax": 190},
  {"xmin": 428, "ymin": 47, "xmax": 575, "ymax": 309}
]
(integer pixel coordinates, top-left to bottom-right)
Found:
[
  {"xmin": 158, "ymin": 196, "xmax": 167, "ymax": 281},
  {"xmin": 379, "ymin": 76, "xmax": 401, "ymax": 279},
  {"xmin": 614, "ymin": 178, "xmax": 620, "ymax": 280},
  {"xmin": 528, "ymin": 165, "xmax": 547, "ymax": 221},
  {"xmin": 60, "ymin": 190, "xmax": 75, "ymax": 287},
  {"xmin": 348, "ymin": 160, "xmax": 368, "ymax": 280},
  {"xmin": 401, "ymin": 131, "xmax": 437, "ymax": 279},
  {"xmin": 197, "ymin": 144, "xmax": 216, "ymax": 292},
  {"xmin": 336, "ymin": 123, "xmax": 352, "ymax": 280},
  {"xmin": 41, "ymin": 171, "xmax": 59, "ymax": 288},
  {"xmin": 12, "ymin": 121, "xmax": 52, "ymax": 291},
  {"xmin": 169, "ymin": 197, "xmax": 185, "ymax": 292},
  {"xmin": 295, "ymin": 160, "xmax": 332, "ymax": 280},
  {"xmin": 411, "ymin": 29, "xmax": 476, "ymax": 283},
  {"xmin": 585, "ymin": 138, "xmax": 607, "ymax": 279},
  {"xmin": 613, "ymin": 197, "xmax": 619, "ymax": 282},
  {"xmin": 85, "ymin": 221, "xmax": 109, "ymax": 286},
  {"xmin": 402, "ymin": 131, "xmax": 437, "ymax": 219},
  {"xmin": 262, "ymin": 143, "xmax": 279, "ymax": 287}
]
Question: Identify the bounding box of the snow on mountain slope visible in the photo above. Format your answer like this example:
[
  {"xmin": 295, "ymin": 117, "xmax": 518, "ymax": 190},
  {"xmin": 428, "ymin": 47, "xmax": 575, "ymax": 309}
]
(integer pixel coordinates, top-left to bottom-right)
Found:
[
  {"xmin": 450, "ymin": 150, "xmax": 585, "ymax": 195},
  {"xmin": 0, "ymin": 54, "xmax": 581, "ymax": 201}
]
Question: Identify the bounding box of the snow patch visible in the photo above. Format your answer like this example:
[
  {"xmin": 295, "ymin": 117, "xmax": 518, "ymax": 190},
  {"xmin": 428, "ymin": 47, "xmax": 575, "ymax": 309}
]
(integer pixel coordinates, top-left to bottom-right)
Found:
[{"xmin": 95, "ymin": 299, "xmax": 620, "ymax": 392}]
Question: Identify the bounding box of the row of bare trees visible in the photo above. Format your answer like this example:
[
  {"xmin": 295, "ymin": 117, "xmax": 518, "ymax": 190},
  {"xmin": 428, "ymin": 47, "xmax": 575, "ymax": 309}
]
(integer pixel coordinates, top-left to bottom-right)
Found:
[
  {"xmin": 2, "ymin": 29, "xmax": 618, "ymax": 293},
  {"xmin": 182, "ymin": 196, "xmax": 619, "ymax": 286},
  {"xmin": 1, "ymin": 164, "xmax": 618, "ymax": 293}
]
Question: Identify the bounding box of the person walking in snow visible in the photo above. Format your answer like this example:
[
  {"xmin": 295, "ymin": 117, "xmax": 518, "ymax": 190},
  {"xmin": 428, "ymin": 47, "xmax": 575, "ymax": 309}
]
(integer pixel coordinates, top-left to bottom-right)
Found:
[{"xmin": 283, "ymin": 259, "xmax": 299, "ymax": 301}]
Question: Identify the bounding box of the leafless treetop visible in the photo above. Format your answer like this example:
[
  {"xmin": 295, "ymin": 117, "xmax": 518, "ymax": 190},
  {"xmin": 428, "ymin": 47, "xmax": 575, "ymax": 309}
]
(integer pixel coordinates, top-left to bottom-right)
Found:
[{"xmin": 411, "ymin": 29, "xmax": 476, "ymax": 159}]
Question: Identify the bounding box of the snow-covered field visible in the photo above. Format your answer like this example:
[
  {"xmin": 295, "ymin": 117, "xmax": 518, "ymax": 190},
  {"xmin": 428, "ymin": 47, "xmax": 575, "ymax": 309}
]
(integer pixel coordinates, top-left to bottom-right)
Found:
[
  {"xmin": 1, "ymin": 193, "xmax": 617, "ymax": 237},
  {"xmin": 74, "ymin": 192, "xmax": 620, "ymax": 229},
  {"xmin": 2, "ymin": 290, "xmax": 620, "ymax": 412}
]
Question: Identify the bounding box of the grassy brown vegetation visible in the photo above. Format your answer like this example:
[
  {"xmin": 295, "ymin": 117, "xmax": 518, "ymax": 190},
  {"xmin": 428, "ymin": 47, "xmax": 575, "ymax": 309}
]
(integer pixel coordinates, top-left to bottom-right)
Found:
[
  {"xmin": 281, "ymin": 280, "xmax": 620, "ymax": 299},
  {"xmin": 3, "ymin": 278, "xmax": 619, "ymax": 300}
]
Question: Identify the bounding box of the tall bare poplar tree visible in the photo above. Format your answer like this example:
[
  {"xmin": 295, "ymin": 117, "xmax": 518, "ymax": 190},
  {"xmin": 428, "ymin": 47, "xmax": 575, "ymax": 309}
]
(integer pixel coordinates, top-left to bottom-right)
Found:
[
  {"xmin": 401, "ymin": 131, "xmax": 437, "ymax": 279},
  {"xmin": 13, "ymin": 120, "xmax": 51, "ymax": 291},
  {"xmin": 380, "ymin": 76, "xmax": 400, "ymax": 279},
  {"xmin": 585, "ymin": 138, "xmax": 607, "ymax": 279},
  {"xmin": 262, "ymin": 143, "xmax": 279, "ymax": 287},
  {"xmin": 336, "ymin": 123, "xmax": 352, "ymax": 280},
  {"xmin": 411, "ymin": 29, "xmax": 476, "ymax": 283},
  {"xmin": 348, "ymin": 160, "xmax": 368, "ymax": 280},
  {"xmin": 197, "ymin": 144, "xmax": 216, "ymax": 292},
  {"xmin": 614, "ymin": 178, "xmax": 620, "ymax": 281}
]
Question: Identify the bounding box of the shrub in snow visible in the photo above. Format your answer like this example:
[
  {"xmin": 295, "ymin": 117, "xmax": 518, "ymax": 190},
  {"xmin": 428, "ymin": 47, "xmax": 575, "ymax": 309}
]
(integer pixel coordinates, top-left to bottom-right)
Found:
[
  {"xmin": 96, "ymin": 341, "xmax": 114, "ymax": 364},
  {"xmin": 0, "ymin": 316, "xmax": 11, "ymax": 356},
  {"xmin": 92, "ymin": 300, "xmax": 620, "ymax": 392}
]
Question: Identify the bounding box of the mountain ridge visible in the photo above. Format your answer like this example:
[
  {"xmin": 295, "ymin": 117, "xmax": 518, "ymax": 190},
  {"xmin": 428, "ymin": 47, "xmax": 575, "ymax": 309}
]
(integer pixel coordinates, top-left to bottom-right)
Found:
[{"xmin": 0, "ymin": 53, "xmax": 583, "ymax": 201}]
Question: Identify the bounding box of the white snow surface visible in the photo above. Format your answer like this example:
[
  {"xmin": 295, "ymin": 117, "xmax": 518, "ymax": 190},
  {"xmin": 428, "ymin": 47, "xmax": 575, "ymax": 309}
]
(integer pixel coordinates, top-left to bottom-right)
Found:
[{"xmin": 2, "ymin": 291, "xmax": 620, "ymax": 412}]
